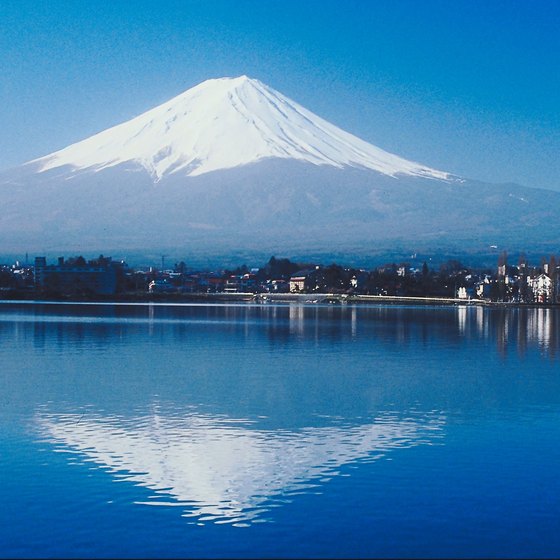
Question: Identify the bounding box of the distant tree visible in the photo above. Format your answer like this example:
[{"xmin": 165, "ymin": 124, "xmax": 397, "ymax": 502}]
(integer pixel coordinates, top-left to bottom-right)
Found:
[
  {"xmin": 440, "ymin": 259, "xmax": 463, "ymax": 274},
  {"xmin": 264, "ymin": 256, "xmax": 299, "ymax": 279},
  {"xmin": 175, "ymin": 261, "xmax": 187, "ymax": 274},
  {"xmin": 322, "ymin": 263, "xmax": 346, "ymax": 291}
]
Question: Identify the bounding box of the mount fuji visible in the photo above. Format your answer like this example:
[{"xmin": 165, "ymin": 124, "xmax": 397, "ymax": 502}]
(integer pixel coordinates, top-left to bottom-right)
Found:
[
  {"xmin": 2, "ymin": 75, "xmax": 559, "ymax": 260},
  {"xmin": 31, "ymin": 76, "xmax": 450, "ymax": 182}
]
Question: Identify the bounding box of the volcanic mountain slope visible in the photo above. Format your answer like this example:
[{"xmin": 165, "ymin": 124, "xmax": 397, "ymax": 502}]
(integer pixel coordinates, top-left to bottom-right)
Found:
[
  {"xmin": 25, "ymin": 76, "xmax": 450, "ymax": 182},
  {"xmin": 1, "ymin": 75, "xmax": 559, "ymax": 256}
]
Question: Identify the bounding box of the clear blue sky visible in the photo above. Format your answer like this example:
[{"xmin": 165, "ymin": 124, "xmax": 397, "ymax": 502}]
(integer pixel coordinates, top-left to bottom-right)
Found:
[{"xmin": 1, "ymin": 0, "xmax": 559, "ymax": 190}]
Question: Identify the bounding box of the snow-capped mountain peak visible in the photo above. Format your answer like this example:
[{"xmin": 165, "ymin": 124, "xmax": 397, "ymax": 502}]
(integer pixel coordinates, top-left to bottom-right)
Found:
[{"xmin": 32, "ymin": 75, "xmax": 449, "ymax": 181}]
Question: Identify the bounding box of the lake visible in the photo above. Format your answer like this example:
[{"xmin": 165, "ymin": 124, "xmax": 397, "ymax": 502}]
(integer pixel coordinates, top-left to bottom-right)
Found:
[{"xmin": 1, "ymin": 301, "xmax": 559, "ymax": 558}]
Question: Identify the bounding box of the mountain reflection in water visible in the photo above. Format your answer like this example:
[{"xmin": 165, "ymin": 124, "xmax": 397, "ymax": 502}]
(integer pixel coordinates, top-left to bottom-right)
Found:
[{"xmin": 36, "ymin": 409, "xmax": 444, "ymax": 526}]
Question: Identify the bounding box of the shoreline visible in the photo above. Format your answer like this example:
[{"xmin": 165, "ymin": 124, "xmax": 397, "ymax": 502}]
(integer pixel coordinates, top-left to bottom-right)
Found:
[{"xmin": 1, "ymin": 290, "xmax": 559, "ymax": 308}]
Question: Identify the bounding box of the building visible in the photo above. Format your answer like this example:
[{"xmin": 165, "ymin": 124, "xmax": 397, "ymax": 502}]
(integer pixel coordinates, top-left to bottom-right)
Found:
[
  {"xmin": 289, "ymin": 269, "xmax": 318, "ymax": 293},
  {"xmin": 528, "ymin": 274, "xmax": 553, "ymax": 303},
  {"xmin": 457, "ymin": 286, "xmax": 468, "ymax": 299},
  {"xmin": 34, "ymin": 256, "xmax": 119, "ymax": 295},
  {"xmin": 148, "ymin": 279, "xmax": 176, "ymax": 293}
]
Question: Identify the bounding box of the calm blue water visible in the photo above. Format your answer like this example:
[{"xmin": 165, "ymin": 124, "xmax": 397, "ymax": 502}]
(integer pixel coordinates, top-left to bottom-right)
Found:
[{"xmin": 1, "ymin": 301, "xmax": 559, "ymax": 558}]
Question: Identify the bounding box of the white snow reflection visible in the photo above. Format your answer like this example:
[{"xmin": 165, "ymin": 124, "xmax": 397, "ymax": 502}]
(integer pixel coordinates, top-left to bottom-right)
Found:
[{"xmin": 36, "ymin": 410, "xmax": 444, "ymax": 525}]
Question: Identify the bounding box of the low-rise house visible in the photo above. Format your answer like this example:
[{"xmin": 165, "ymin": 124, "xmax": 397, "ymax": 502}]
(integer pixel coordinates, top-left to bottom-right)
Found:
[
  {"xmin": 240, "ymin": 273, "xmax": 258, "ymax": 292},
  {"xmin": 148, "ymin": 279, "xmax": 176, "ymax": 293},
  {"xmin": 207, "ymin": 276, "xmax": 225, "ymax": 293},
  {"xmin": 475, "ymin": 280, "xmax": 491, "ymax": 299},
  {"xmin": 289, "ymin": 269, "xmax": 317, "ymax": 293},
  {"xmin": 267, "ymin": 279, "xmax": 289, "ymax": 293},
  {"xmin": 224, "ymin": 275, "xmax": 242, "ymax": 293}
]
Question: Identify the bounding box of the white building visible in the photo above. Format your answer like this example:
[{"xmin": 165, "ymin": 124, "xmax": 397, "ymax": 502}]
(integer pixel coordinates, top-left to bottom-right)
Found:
[{"xmin": 528, "ymin": 273, "xmax": 553, "ymax": 303}]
